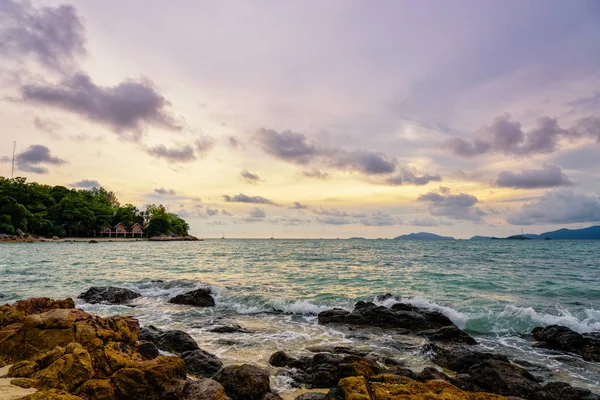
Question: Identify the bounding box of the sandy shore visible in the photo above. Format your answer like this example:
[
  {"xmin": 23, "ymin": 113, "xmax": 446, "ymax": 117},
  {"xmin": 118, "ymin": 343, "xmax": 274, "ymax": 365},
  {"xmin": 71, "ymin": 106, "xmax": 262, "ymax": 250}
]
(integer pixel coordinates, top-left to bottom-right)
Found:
[{"xmin": 0, "ymin": 365, "xmax": 37, "ymax": 400}]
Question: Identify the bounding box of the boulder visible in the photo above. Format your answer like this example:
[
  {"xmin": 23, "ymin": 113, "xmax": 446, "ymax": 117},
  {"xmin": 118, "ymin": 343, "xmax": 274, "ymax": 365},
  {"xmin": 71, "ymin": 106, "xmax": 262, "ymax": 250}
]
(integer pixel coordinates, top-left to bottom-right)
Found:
[
  {"xmin": 33, "ymin": 343, "xmax": 94, "ymax": 392},
  {"xmin": 294, "ymin": 394, "xmax": 327, "ymax": 400},
  {"xmin": 169, "ymin": 288, "xmax": 215, "ymax": 307},
  {"xmin": 136, "ymin": 341, "xmax": 160, "ymax": 360},
  {"xmin": 337, "ymin": 374, "xmax": 509, "ymax": 400},
  {"xmin": 19, "ymin": 390, "xmax": 84, "ymax": 400},
  {"xmin": 77, "ymin": 286, "xmax": 141, "ymax": 305},
  {"xmin": 0, "ymin": 298, "xmax": 75, "ymax": 327},
  {"xmin": 181, "ymin": 348, "xmax": 224, "ymax": 377},
  {"xmin": 181, "ymin": 378, "xmax": 231, "ymax": 400},
  {"xmin": 209, "ymin": 324, "xmax": 248, "ymax": 333},
  {"xmin": 214, "ymin": 364, "xmax": 271, "ymax": 400},
  {"xmin": 269, "ymin": 350, "xmax": 296, "ymax": 367},
  {"xmin": 419, "ymin": 325, "xmax": 477, "ymax": 345},
  {"xmin": 542, "ymin": 381, "xmax": 600, "ymax": 400},
  {"xmin": 463, "ymin": 359, "xmax": 543, "ymax": 399},
  {"xmin": 140, "ymin": 326, "xmax": 200, "ymax": 355},
  {"xmin": 532, "ymin": 325, "xmax": 600, "ymax": 362},
  {"xmin": 429, "ymin": 343, "xmax": 508, "ymax": 373},
  {"xmin": 74, "ymin": 379, "xmax": 115, "ymax": 400},
  {"xmin": 317, "ymin": 301, "xmax": 456, "ymax": 332}
]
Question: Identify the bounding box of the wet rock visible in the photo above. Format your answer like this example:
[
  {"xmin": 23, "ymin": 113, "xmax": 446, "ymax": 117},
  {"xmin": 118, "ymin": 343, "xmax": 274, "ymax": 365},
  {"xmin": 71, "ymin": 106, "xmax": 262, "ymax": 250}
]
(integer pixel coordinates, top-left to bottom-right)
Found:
[
  {"xmin": 169, "ymin": 287, "xmax": 215, "ymax": 307},
  {"xmin": 209, "ymin": 324, "xmax": 248, "ymax": 333},
  {"xmin": 88, "ymin": 240, "xmax": 98, "ymax": 244},
  {"xmin": 419, "ymin": 325, "xmax": 477, "ymax": 345},
  {"xmin": 532, "ymin": 325, "xmax": 600, "ymax": 362},
  {"xmin": 77, "ymin": 286, "xmax": 141, "ymax": 305},
  {"xmin": 181, "ymin": 348, "xmax": 223, "ymax": 377},
  {"xmin": 415, "ymin": 366, "xmax": 449, "ymax": 382},
  {"xmin": 269, "ymin": 350, "xmax": 296, "ymax": 367},
  {"xmin": 214, "ymin": 364, "xmax": 271, "ymax": 400},
  {"xmin": 33, "ymin": 343, "xmax": 94, "ymax": 392},
  {"xmin": 430, "ymin": 343, "xmax": 508, "ymax": 373},
  {"xmin": 262, "ymin": 394, "xmax": 284, "ymax": 400},
  {"xmin": 0, "ymin": 297, "xmax": 76, "ymax": 327},
  {"xmin": 462, "ymin": 359, "xmax": 542, "ymax": 399},
  {"xmin": 542, "ymin": 381, "xmax": 600, "ymax": 400},
  {"xmin": 294, "ymin": 394, "xmax": 328, "ymax": 400},
  {"xmin": 136, "ymin": 341, "xmax": 160, "ymax": 360},
  {"xmin": 305, "ymin": 345, "xmax": 369, "ymax": 357},
  {"xmin": 318, "ymin": 301, "xmax": 455, "ymax": 332},
  {"xmin": 140, "ymin": 326, "xmax": 200, "ymax": 355},
  {"xmin": 181, "ymin": 378, "xmax": 231, "ymax": 400}
]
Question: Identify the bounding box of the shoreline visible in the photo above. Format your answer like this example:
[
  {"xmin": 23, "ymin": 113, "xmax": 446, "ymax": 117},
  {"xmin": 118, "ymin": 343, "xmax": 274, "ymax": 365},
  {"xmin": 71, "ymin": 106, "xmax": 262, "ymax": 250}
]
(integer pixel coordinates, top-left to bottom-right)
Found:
[
  {"xmin": 1, "ymin": 292, "xmax": 599, "ymax": 400},
  {"xmin": 0, "ymin": 235, "xmax": 200, "ymax": 243}
]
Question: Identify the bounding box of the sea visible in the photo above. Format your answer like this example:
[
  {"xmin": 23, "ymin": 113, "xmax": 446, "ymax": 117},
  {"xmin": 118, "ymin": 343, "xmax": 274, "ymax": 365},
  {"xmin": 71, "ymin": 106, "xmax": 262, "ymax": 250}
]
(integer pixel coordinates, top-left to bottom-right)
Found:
[{"xmin": 1, "ymin": 239, "xmax": 599, "ymax": 395}]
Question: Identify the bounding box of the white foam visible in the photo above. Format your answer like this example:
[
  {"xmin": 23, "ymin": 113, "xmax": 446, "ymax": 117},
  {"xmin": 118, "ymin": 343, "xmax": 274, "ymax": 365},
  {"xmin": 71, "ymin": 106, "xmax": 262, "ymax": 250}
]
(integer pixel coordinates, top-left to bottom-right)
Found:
[
  {"xmin": 498, "ymin": 305, "xmax": 600, "ymax": 334},
  {"xmin": 374, "ymin": 295, "xmax": 469, "ymax": 329}
]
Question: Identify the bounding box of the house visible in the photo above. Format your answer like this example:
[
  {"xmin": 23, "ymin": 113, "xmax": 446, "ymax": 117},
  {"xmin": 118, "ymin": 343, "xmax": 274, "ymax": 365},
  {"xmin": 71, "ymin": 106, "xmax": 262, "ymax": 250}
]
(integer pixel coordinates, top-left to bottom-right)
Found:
[
  {"xmin": 132, "ymin": 223, "xmax": 144, "ymax": 237},
  {"xmin": 99, "ymin": 222, "xmax": 144, "ymax": 238}
]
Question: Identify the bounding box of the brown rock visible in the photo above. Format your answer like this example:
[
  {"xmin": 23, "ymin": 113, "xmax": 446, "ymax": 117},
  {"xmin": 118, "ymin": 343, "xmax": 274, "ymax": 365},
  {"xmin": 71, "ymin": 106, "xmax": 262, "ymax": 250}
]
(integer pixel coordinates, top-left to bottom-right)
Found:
[
  {"xmin": 182, "ymin": 378, "xmax": 232, "ymax": 400},
  {"xmin": 20, "ymin": 389, "xmax": 84, "ymax": 400},
  {"xmin": 74, "ymin": 379, "xmax": 115, "ymax": 400},
  {"xmin": 33, "ymin": 342, "xmax": 94, "ymax": 392},
  {"xmin": 214, "ymin": 364, "xmax": 271, "ymax": 400}
]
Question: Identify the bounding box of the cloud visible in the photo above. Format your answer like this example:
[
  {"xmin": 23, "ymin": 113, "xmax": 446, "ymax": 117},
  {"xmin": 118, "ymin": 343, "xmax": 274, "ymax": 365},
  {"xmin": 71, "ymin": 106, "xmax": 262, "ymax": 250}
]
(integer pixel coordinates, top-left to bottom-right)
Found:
[
  {"xmin": 146, "ymin": 144, "xmax": 196, "ymax": 163},
  {"xmin": 317, "ymin": 217, "xmax": 352, "ymax": 225},
  {"xmin": 223, "ymin": 193, "xmax": 278, "ymax": 205},
  {"xmin": 70, "ymin": 179, "xmax": 100, "ymax": 189},
  {"xmin": 302, "ymin": 169, "xmax": 329, "ymax": 179},
  {"xmin": 385, "ymin": 169, "xmax": 442, "ymax": 186},
  {"xmin": 495, "ymin": 165, "xmax": 572, "ymax": 189},
  {"xmin": 220, "ymin": 209, "xmax": 233, "ymax": 216},
  {"xmin": 507, "ymin": 189, "xmax": 600, "ymax": 225},
  {"xmin": 256, "ymin": 128, "xmax": 319, "ymax": 164},
  {"xmin": 154, "ymin": 187, "xmax": 176, "ymax": 196},
  {"xmin": 195, "ymin": 135, "xmax": 215, "ymax": 158},
  {"xmin": 359, "ymin": 212, "xmax": 402, "ymax": 226},
  {"xmin": 21, "ymin": 73, "xmax": 181, "ymax": 138},
  {"xmin": 256, "ymin": 128, "xmax": 399, "ymax": 176},
  {"xmin": 331, "ymin": 150, "xmax": 396, "ymax": 175},
  {"xmin": 16, "ymin": 144, "xmax": 66, "ymax": 174},
  {"xmin": 271, "ymin": 217, "xmax": 311, "ymax": 226},
  {"xmin": 240, "ymin": 169, "xmax": 262, "ymax": 184},
  {"xmin": 206, "ymin": 207, "xmax": 219, "ymax": 216},
  {"xmin": 0, "ymin": 1, "xmax": 85, "ymax": 73},
  {"xmin": 227, "ymin": 136, "xmax": 240, "ymax": 149},
  {"xmin": 242, "ymin": 207, "xmax": 266, "ymax": 223},
  {"xmin": 446, "ymin": 114, "xmax": 578, "ymax": 157},
  {"xmin": 417, "ymin": 186, "xmax": 486, "ymax": 222},
  {"xmin": 33, "ymin": 117, "xmax": 61, "ymax": 134},
  {"xmin": 410, "ymin": 217, "xmax": 452, "ymax": 227},
  {"xmin": 289, "ymin": 202, "xmax": 308, "ymax": 209}
]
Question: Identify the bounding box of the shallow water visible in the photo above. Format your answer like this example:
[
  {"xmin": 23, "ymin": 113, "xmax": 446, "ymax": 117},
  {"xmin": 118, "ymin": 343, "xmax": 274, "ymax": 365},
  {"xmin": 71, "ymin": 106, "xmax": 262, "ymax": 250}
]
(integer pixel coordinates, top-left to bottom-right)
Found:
[{"xmin": 1, "ymin": 239, "xmax": 599, "ymax": 394}]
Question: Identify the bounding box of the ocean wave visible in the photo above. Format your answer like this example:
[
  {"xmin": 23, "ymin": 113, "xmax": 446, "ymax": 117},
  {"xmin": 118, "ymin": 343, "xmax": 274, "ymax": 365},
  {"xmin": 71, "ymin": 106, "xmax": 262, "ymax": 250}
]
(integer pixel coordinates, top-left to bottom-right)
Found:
[{"xmin": 494, "ymin": 305, "xmax": 600, "ymax": 334}]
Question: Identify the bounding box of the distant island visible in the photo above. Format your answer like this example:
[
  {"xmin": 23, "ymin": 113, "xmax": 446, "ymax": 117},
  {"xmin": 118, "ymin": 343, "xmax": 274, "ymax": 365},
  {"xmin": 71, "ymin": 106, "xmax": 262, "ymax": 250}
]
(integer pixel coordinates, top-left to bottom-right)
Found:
[
  {"xmin": 393, "ymin": 232, "xmax": 455, "ymax": 241},
  {"xmin": 0, "ymin": 177, "xmax": 192, "ymax": 240}
]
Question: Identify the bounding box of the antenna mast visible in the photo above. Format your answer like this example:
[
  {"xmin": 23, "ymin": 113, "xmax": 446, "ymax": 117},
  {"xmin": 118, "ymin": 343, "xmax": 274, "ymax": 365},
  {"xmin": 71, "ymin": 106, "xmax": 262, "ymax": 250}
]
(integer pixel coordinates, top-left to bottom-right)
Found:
[{"xmin": 11, "ymin": 141, "xmax": 16, "ymax": 179}]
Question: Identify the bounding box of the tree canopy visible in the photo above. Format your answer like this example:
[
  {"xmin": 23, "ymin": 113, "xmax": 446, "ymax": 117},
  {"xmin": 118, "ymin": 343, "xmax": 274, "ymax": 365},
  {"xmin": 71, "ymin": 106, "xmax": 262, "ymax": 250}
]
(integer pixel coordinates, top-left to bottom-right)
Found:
[{"xmin": 0, "ymin": 177, "xmax": 189, "ymax": 237}]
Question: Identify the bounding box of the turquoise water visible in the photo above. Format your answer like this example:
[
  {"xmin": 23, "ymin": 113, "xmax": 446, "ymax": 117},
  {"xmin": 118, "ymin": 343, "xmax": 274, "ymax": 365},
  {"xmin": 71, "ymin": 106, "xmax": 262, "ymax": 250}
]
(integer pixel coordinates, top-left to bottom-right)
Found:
[{"xmin": 1, "ymin": 240, "xmax": 599, "ymax": 393}]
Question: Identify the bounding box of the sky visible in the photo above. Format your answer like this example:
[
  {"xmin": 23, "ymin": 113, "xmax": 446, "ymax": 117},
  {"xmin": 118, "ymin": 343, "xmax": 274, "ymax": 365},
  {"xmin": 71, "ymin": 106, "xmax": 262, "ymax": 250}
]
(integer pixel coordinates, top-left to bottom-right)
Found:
[{"xmin": 1, "ymin": 0, "xmax": 600, "ymax": 239}]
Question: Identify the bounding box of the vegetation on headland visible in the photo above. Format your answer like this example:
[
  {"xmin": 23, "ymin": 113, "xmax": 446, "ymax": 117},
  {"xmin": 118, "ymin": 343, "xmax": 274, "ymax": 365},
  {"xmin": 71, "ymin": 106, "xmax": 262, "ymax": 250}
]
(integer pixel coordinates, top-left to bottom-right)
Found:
[{"xmin": 0, "ymin": 177, "xmax": 189, "ymax": 238}]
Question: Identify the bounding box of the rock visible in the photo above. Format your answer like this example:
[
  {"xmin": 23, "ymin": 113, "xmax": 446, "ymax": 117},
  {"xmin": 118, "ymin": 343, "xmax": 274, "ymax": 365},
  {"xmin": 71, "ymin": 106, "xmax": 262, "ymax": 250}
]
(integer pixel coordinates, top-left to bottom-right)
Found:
[
  {"xmin": 20, "ymin": 389, "xmax": 84, "ymax": 399},
  {"xmin": 262, "ymin": 394, "xmax": 284, "ymax": 400},
  {"xmin": 214, "ymin": 364, "xmax": 271, "ymax": 400},
  {"xmin": 338, "ymin": 375, "xmax": 509, "ymax": 400},
  {"xmin": 181, "ymin": 348, "xmax": 224, "ymax": 377},
  {"xmin": 532, "ymin": 325, "xmax": 600, "ymax": 362},
  {"xmin": 430, "ymin": 343, "xmax": 508, "ymax": 373},
  {"xmin": 542, "ymin": 381, "xmax": 600, "ymax": 400},
  {"xmin": 419, "ymin": 325, "xmax": 477, "ymax": 345},
  {"xmin": 415, "ymin": 366, "xmax": 450, "ymax": 382},
  {"xmin": 318, "ymin": 301, "xmax": 456, "ymax": 332},
  {"xmin": 169, "ymin": 288, "xmax": 215, "ymax": 307},
  {"xmin": 181, "ymin": 378, "xmax": 231, "ymax": 400},
  {"xmin": 294, "ymin": 394, "xmax": 328, "ymax": 400},
  {"xmin": 77, "ymin": 286, "xmax": 141, "ymax": 305},
  {"xmin": 209, "ymin": 324, "xmax": 248, "ymax": 333},
  {"xmin": 269, "ymin": 350, "xmax": 296, "ymax": 367},
  {"xmin": 305, "ymin": 345, "xmax": 369, "ymax": 357},
  {"xmin": 88, "ymin": 240, "xmax": 98, "ymax": 244},
  {"xmin": 0, "ymin": 297, "xmax": 76, "ymax": 326},
  {"xmin": 462, "ymin": 359, "xmax": 542, "ymax": 399},
  {"xmin": 73, "ymin": 379, "xmax": 115, "ymax": 400},
  {"xmin": 140, "ymin": 326, "xmax": 200, "ymax": 355},
  {"xmin": 33, "ymin": 343, "xmax": 94, "ymax": 392},
  {"xmin": 136, "ymin": 341, "xmax": 160, "ymax": 360}
]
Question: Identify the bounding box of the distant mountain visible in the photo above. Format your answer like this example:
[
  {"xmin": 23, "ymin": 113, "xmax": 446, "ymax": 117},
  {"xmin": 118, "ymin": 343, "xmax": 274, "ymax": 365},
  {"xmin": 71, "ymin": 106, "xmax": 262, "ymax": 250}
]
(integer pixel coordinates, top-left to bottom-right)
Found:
[
  {"xmin": 348, "ymin": 237, "xmax": 366, "ymax": 240},
  {"xmin": 393, "ymin": 232, "xmax": 455, "ymax": 240},
  {"xmin": 469, "ymin": 235, "xmax": 493, "ymax": 240},
  {"xmin": 505, "ymin": 235, "xmax": 531, "ymax": 240},
  {"xmin": 532, "ymin": 225, "xmax": 600, "ymax": 240}
]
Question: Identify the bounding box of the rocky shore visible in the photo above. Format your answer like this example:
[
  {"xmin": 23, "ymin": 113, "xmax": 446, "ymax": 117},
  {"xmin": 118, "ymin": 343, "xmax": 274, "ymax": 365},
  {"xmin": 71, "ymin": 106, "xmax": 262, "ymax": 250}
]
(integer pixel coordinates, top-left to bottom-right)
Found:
[{"xmin": 1, "ymin": 290, "xmax": 598, "ymax": 400}]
